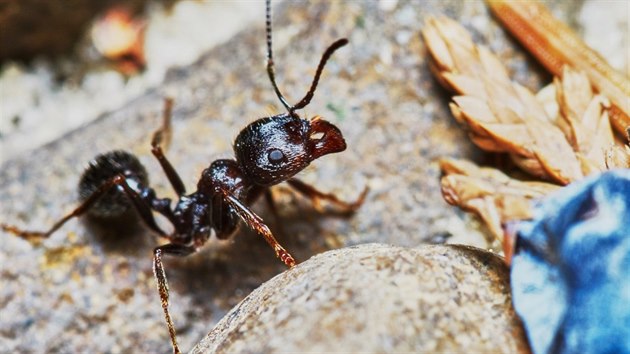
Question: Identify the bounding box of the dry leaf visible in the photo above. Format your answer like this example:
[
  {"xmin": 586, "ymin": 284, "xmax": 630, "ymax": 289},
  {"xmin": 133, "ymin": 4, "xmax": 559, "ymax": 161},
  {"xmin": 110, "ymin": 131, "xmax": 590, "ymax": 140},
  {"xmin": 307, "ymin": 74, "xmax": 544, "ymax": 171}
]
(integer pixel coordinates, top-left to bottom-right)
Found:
[
  {"xmin": 554, "ymin": 68, "xmax": 616, "ymax": 171},
  {"xmin": 91, "ymin": 7, "xmax": 146, "ymax": 74},
  {"xmin": 439, "ymin": 158, "xmax": 558, "ymax": 241},
  {"xmin": 606, "ymin": 145, "xmax": 630, "ymax": 169},
  {"xmin": 486, "ymin": 0, "xmax": 630, "ymax": 137},
  {"xmin": 606, "ymin": 128, "xmax": 630, "ymax": 169},
  {"xmin": 422, "ymin": 12, "xmax": 628, "ymax": 245},
  {"xmin": 423, "ymin": 16, "xmax": 586, "ymax": 185}
]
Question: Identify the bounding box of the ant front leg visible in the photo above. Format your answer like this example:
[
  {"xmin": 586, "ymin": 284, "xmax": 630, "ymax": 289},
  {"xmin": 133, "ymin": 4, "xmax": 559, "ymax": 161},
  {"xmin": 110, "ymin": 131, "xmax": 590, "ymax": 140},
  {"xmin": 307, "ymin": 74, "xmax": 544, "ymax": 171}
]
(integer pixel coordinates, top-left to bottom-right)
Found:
[
  {"xmin": 286, "ymin": 178, "xmax": 368, "ymax": 214},
  {"xmin": 222, "ymin": 192, "xmax": 296, "ymax": 267},
  {"xmin": 153, "ymin": 243, "xmax": 196, "ymax": 354},
  {"xmin": 2, "ymin": 174, "xmax": 168, "ymax": 242},
  {"xmin": 151, "ymin": 97, "xmax": 186, "ymax": 196},
  {"xmin": 153, "ymin": 98, "xmax": 174, "ymax": 151}
]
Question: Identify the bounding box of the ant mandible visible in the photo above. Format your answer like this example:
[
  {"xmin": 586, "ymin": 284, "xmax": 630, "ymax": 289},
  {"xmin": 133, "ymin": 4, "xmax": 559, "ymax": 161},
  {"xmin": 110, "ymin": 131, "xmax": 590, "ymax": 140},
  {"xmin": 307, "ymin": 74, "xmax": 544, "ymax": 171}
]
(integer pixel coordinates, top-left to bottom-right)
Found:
[{"xmin": 2, "ymin": 1, "xmax": 367, "ymax": 353}]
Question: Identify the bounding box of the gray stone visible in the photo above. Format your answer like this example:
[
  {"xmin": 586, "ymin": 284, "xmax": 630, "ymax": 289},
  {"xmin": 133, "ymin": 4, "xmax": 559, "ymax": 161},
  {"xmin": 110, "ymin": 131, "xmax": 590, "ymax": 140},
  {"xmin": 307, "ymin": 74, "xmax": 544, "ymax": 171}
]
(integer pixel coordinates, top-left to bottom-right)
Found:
[{"xmin": 192, "ymin": 243, "xmax": 529, "ymax": 354}]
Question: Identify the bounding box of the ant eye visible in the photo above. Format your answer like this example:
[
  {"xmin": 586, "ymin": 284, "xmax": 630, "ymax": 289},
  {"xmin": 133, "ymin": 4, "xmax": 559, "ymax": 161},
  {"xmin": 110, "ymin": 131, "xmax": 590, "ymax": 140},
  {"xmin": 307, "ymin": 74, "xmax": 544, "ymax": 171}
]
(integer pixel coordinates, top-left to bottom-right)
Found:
[{"xmin": 267, "ymin": 148, "xmax": 285, "ymax": 164}]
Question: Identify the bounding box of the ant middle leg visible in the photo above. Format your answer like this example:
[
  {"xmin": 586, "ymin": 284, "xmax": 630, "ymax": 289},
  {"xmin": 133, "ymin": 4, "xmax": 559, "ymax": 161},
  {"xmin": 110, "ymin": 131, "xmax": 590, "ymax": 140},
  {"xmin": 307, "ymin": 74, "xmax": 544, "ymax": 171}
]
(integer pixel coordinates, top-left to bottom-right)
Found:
[
  {"xmin": 263, "ymin": 189, "xmax": 284, "ymax": 228},
  {"xmin": 286, "ymin": 178, "xmax": 368, "ymax": 214},
  {"xmin": 261, "ymin": 189, "xmax": 290, "ymax": 240},
  {"xmin": 153, "ymin": 243, "xmax": 196, "ymax": 354},
  {"xmin": 2, "ymin": 174, "xmax": 168, "ymax": 242},
  {"xmin": 151, "ymin": 97, "xmax": 186, "ymax": 196}
]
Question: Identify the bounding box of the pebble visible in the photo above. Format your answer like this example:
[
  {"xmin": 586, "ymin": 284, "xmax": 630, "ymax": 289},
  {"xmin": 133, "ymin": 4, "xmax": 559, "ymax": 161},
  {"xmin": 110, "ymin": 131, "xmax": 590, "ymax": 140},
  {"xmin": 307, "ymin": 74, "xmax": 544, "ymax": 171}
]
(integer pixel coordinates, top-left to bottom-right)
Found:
[{"xmin": 192, "ymin": 243, "xmax": 529, "ymax": 353}]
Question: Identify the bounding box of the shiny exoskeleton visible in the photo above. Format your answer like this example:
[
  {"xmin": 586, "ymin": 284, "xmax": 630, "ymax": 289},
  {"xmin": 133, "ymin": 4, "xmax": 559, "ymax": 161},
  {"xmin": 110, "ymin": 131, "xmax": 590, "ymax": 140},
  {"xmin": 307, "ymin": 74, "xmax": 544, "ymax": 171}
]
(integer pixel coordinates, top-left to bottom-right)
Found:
[{"xmin": 1, "ymin": 1, "xmax": 367, "ymax": 353}]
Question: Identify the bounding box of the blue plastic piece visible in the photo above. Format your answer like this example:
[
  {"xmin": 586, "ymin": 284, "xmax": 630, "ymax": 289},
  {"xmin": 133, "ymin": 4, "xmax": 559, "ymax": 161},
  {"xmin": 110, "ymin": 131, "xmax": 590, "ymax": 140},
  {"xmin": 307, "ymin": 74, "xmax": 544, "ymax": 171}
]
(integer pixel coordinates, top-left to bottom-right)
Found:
[{"xmin": 511, "ymin": 170, "xmax": 630, "ymax": 354}]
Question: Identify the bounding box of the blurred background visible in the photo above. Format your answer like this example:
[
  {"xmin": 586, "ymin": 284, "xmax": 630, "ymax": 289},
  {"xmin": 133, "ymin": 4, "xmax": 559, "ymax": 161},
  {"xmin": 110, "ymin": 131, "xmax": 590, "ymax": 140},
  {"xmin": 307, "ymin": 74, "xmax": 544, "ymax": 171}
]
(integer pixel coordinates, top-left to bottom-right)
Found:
[
  {"xmin": 0, "ymin": 0, "xmax": 627, "ymax": 164},
  {"xmin": 0, "ymin": 0, "xmax": 265, "ymax": 164}
]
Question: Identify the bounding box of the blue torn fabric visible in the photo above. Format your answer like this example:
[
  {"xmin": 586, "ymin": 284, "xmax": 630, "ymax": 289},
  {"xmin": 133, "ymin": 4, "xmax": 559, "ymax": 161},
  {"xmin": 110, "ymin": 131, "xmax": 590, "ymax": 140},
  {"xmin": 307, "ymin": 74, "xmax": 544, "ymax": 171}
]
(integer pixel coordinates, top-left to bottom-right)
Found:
[{"xmin": 511, "ymin": 169, "xmax": 630, "ymax": 354}]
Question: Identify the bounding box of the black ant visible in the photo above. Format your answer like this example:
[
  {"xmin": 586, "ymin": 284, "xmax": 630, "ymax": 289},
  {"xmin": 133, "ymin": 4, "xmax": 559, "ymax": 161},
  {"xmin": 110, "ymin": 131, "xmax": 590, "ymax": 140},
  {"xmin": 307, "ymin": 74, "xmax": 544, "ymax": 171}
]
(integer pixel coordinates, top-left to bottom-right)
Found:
[{"xmin": 2, "ymin": 1, "xmax": 367, "ymax": 353}]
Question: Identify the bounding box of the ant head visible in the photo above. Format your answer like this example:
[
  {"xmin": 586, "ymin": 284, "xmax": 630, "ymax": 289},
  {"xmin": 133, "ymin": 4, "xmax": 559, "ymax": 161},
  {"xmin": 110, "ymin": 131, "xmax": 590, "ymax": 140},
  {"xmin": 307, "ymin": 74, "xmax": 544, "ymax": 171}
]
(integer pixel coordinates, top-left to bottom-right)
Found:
[{"xmin": 234, "ymin": 114, "xmax": 346, "ymax": 186}]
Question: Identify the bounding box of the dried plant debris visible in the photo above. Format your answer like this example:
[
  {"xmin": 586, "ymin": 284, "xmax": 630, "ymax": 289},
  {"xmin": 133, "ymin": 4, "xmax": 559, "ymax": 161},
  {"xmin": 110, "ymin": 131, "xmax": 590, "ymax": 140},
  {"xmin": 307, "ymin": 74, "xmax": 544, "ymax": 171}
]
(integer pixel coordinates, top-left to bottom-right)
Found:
[
  {"xmin": 487, "ymin": 0, "xmax": 630, "ymax": 137},
  {"xmin": 424, "ymin": 10, "xmax": 630, "ymax": 354},
  {"xmin": 422, "ymin": 15, "xmax": 630, "ymax": 244},
  {"xmin": 554, "ymin": 69, "xmax": 615, "ymax": 171},
  {"xmin": 91, "ymin": 6, "xmax": 147, "ymax": 74},
  {"xmin": 440, "ymin": 158, "xmax": 558, "ymax": 242},
  {"xmin": 423, "ymin": 16, "xmax": 623, "ymax": 184},
  {"xmin": 605, "ymin": 127, "xmax": 630, "ymax": 169}
]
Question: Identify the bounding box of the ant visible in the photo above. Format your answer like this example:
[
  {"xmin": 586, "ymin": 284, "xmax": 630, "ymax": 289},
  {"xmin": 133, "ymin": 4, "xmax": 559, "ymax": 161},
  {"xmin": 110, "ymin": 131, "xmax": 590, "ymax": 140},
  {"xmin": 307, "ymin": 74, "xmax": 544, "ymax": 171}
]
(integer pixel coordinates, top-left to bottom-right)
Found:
[{"xmin": 2, "ymin": 0, "xmax": 367, "ymax": 353}]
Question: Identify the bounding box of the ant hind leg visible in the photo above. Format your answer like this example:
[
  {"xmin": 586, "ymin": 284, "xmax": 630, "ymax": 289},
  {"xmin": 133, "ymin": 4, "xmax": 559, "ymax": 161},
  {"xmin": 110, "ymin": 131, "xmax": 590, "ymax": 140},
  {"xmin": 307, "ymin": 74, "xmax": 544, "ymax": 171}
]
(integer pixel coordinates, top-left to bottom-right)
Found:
[
  {"xmin": 2, "ymin": 174, "xmax": 168, "ymax": 242},
  {"xmin": 2, "ymin": 175, "xmax": 133, "ymax": 241},
  {"xmin": 153, "ymin": 243, "xmax": 196, "ymax": 354}
]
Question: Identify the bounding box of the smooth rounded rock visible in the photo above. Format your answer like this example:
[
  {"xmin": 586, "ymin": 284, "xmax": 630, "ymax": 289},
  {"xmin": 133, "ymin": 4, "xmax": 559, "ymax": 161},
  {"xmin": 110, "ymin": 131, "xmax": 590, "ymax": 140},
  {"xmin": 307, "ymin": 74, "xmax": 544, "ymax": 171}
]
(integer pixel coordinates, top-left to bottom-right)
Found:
[{"xmin": 191, "ymin": 243, "xmax": 529, "ymax": 353}]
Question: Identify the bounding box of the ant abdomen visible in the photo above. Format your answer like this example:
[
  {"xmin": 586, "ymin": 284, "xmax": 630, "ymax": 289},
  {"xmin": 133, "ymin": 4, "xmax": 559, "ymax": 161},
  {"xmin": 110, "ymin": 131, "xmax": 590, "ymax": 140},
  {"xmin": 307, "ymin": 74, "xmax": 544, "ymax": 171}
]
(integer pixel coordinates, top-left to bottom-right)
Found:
[{"xmin": 78, "ymin": 150, "xmax": 149, "ymax": 218}]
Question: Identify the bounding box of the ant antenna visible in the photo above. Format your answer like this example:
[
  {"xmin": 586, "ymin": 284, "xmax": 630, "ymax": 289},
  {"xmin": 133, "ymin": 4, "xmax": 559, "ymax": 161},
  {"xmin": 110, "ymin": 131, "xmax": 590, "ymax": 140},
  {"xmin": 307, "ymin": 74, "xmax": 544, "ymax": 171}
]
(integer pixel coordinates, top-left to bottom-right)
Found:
[
  {"xmin": 290, "ymin": 38, "xmax": 348, "ymax": 113},
  {"xmin": 266, "ymin": 0, "xmax": 291, "ymax": 111},
  {"xmin": 265, "ymin": 0, "xmax": 349, "ymax": 116}
]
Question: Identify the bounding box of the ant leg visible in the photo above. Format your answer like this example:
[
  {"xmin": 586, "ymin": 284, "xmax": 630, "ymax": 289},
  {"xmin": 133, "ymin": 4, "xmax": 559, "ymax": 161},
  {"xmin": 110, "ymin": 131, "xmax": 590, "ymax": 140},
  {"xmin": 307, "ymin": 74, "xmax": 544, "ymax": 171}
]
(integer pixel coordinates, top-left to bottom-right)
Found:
[
  {"xmin": 153, "ymin": 243, "xmax": 195, "ymax": 354},
  {"xmin": 2, "ymin": 175, "xmax": 168, "ymax": 241},
  {"xmin": 286, "ymin": 178, "xmax": 368, "ymax": 214},
  {"xmin": 263, "ymin": 189, "xmax": 280, "ymax": 223},
  {"xmin": 115, "ymin": 176, "xmax": 170, "ymax": 237},
  {"xmin": 150, "ymin": 98, "xmax": 186, "ymax": 196},
  {"xmin": 222, "ymin": 192, "xmax": 296, "ymax": 267},
  {"xmin": 153, "ymin": 97, "xmax": 174, "ymax": 151},
  {"xmin": 263, "ymin": 189, "xmax": 289, "ymax": 238}
]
